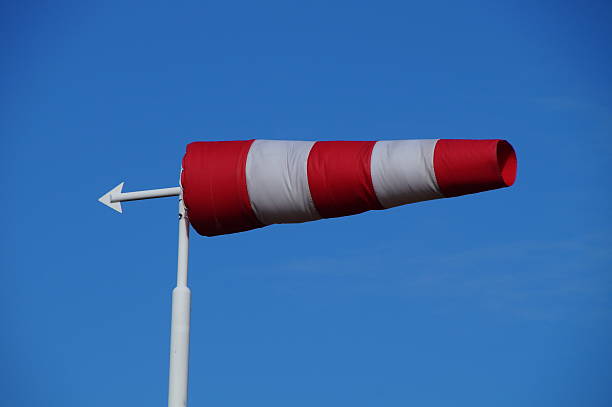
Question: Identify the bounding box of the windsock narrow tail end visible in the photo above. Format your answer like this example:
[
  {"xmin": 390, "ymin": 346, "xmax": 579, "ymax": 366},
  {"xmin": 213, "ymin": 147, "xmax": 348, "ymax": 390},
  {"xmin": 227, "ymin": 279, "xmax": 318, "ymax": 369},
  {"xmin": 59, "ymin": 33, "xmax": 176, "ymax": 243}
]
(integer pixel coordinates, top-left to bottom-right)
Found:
[{"xmin": 433, "ymin": 139, "xmax": 517, "ymax": 198}]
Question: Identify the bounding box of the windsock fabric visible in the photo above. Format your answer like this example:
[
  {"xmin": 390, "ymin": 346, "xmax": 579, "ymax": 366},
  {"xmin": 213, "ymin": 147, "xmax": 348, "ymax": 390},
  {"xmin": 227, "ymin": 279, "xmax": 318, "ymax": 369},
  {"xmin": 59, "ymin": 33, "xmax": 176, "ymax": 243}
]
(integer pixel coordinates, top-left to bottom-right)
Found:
[{"xmin": 181, "ymin": 139, "xmax": 517, "ymax": 237}]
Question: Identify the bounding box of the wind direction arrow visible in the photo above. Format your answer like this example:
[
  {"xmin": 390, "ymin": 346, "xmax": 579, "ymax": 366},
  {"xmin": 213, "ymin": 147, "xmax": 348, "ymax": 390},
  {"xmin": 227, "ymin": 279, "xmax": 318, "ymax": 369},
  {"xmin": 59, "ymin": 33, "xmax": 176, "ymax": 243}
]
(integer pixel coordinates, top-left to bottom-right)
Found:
[{"xmin": 98, "ymin": 182, "xmax": 181, "ymax": 213}]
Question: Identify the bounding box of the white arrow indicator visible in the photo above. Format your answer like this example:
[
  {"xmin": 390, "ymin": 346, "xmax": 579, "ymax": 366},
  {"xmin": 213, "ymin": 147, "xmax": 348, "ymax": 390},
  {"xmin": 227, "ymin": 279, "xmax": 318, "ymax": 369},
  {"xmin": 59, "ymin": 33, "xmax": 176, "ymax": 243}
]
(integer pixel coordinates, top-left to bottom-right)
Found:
[{"xmin": 98, "ymin": 182, "xmax": 181, "ymax": 213}]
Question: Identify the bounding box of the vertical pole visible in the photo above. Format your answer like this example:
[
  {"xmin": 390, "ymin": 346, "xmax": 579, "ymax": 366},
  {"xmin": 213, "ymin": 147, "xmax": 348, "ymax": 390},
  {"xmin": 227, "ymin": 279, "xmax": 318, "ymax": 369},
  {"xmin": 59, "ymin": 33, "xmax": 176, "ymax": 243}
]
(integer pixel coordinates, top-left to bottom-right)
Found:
[{"xmin": 168, "ymin": 194, "xmax": 191, "ymax": 407}]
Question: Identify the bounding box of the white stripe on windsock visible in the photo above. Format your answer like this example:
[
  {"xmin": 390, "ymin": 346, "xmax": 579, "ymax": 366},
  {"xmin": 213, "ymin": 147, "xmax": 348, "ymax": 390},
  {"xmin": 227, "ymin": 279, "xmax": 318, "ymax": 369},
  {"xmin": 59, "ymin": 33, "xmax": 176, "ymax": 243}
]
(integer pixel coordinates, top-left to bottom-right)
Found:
[
  {"xmin": 370, "ymin": 139, "xmax": 443, "ymax": 208},
  {"xmin": 245, "ymin": 140, "xmax": 321, "ymax": 225}
]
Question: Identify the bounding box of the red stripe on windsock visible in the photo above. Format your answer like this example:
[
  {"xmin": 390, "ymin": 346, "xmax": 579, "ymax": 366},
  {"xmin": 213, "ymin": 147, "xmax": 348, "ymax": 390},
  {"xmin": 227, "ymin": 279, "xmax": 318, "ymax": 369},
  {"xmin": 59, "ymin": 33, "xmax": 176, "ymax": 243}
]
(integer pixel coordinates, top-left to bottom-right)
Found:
[
  {"xmin": 433, "ymin": 139, "xmax": 517, "ymax": 197},
  {"xmin": 307, "ymin": 141, "xmax": 383, "ymax": 218},
  {"xmin": 181, "ymin": 140, "xmax": 263, "ymax": 237}
]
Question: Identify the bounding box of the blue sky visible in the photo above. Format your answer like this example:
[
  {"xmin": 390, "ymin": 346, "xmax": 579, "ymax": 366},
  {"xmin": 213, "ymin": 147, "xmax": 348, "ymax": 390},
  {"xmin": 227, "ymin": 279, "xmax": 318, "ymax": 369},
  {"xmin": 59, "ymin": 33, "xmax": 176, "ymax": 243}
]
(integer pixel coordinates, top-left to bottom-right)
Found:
[{"xmin": 1, "ymin": 1, "xmax": 611, "ymax": 406}]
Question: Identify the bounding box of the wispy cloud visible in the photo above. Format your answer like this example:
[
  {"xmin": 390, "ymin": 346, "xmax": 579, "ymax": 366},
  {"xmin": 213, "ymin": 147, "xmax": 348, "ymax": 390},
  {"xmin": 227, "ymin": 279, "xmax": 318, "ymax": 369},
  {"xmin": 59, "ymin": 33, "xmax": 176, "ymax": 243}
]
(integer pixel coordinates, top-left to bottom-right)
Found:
[
  {"xmin": 252, "ymin": 232, "xmax": 612, "ymax": 322},
  {"xmin": 533, "ymin": 96, "xmax": 594, "ymax": 111}
]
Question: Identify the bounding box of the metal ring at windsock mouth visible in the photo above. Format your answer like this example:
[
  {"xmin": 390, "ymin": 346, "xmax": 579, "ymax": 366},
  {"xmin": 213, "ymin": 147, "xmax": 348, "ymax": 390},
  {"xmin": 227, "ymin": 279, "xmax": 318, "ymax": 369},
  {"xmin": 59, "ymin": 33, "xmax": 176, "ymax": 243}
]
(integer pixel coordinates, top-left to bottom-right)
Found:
[{"xmin": 433, "ymin": 139, "xmax": 518, "ymax": 197}]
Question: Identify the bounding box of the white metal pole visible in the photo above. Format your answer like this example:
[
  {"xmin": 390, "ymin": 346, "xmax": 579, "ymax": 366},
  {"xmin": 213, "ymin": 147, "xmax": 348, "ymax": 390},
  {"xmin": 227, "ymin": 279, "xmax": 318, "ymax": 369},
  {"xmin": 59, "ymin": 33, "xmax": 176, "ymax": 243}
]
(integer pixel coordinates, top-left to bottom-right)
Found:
[{"xmin": 168, "ymin": 193, "xmax": 191, "ymax": 407}]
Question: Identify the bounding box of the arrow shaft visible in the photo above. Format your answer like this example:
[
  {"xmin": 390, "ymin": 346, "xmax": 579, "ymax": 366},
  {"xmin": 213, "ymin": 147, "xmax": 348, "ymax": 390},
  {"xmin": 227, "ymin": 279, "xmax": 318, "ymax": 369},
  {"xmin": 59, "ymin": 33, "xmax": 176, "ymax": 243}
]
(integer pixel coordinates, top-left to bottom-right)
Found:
[{"xmin": 110, "ymin": 187, "xmax": 181, "ymax": 203}]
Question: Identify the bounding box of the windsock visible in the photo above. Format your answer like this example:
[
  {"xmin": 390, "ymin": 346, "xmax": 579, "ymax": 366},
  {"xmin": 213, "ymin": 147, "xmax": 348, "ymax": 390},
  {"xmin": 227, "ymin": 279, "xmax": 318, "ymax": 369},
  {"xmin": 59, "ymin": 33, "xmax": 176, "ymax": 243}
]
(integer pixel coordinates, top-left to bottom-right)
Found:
[{"xmin": 181, "ymin": 139, "xmax": 517, "ymax": 237}]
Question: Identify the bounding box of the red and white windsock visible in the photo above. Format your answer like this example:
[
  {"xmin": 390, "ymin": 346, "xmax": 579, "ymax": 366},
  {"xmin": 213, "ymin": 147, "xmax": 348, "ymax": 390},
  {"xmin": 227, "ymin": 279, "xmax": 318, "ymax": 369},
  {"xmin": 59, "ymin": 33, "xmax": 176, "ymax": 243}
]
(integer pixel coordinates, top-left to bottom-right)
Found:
[{"xmin": 181, "ymin": 139, "xmax": 517, "ymax": 237}]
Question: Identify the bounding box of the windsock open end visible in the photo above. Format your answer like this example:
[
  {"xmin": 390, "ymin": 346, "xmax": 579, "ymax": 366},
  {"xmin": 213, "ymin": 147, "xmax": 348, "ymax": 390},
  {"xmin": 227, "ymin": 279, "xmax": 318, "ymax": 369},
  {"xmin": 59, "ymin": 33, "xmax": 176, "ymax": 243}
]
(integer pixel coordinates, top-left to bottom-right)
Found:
[
  {"xmin": 497, "ymin": 140, "xmax": 517, "ymax": 187},
  {"xmin": 433, "ymin": 139, "xmax": 517, "ymax": 198}
]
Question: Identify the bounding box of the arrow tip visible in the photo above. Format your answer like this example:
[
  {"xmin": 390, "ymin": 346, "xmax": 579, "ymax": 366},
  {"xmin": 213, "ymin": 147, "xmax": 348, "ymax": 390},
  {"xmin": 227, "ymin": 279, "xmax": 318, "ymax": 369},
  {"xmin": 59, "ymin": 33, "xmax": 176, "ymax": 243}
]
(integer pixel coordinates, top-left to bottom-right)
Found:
[{"xmin": 98, "ymin": 182, "xmax": 124, "ymax": 213}]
